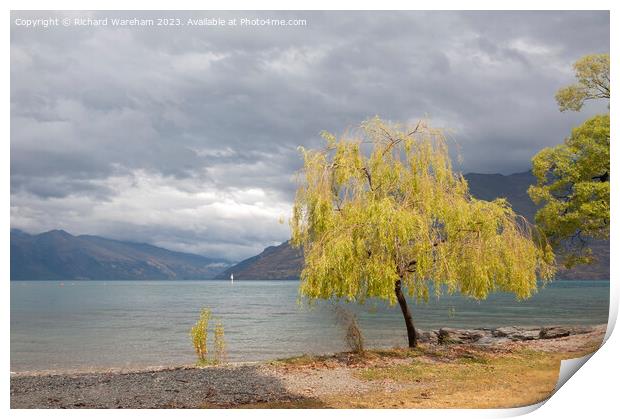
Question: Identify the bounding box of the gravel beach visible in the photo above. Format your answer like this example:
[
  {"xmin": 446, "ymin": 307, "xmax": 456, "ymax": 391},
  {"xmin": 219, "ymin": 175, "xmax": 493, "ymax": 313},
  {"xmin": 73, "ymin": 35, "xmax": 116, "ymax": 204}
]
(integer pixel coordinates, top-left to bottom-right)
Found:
[{"xmin": 11, "ymin": 324, "xmax": 607, "ymax": 409}]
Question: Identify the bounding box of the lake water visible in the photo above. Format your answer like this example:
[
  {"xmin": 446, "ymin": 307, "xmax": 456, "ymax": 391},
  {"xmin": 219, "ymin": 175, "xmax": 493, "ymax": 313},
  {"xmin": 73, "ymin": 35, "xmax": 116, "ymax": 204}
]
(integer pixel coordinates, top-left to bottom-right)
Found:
[{"xmin": 10, "ymin": 280, "xmax": 609, "ymax": 373}]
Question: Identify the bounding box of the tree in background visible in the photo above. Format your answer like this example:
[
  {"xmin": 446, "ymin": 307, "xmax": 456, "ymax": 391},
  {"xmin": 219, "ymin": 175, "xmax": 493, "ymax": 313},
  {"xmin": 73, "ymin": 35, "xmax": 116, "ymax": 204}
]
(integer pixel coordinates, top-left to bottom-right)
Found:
[
  {"xmin": 529, "ymin": 54, "xmax": 610, "ymax": 267},
  {"xmin": 555, "ymin": 54, "xmax": 609, "ymax": 112},
  {"xmin": 291, "ymin": 118, "xmax": 555, "ymax": 348}
]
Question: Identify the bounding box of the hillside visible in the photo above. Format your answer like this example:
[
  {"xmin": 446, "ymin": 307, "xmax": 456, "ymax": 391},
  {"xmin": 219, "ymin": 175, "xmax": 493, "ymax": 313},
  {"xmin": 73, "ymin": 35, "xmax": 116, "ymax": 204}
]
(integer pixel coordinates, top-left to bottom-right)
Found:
[
  {"xmin": 220, "ymin": 171, "xmax": 609, "ymax": 280},
  {"xmin": 10, "ymin": 229, "xmax": 230, "ymax": 281},
  {"xmin": 215, "ymin": 241, "xmax": 303, "ymax": 281},
  {"xmin": 464, "ymin": 171, "xmax": 538, "ymax": 221}
]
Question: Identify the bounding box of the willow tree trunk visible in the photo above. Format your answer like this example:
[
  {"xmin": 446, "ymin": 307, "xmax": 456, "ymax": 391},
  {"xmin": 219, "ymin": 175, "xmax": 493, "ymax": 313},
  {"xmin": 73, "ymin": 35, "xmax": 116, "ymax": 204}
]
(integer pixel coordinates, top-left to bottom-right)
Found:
[{"xmin": 395, "ymin": 279, "xmax": 417, "ymax": 348}]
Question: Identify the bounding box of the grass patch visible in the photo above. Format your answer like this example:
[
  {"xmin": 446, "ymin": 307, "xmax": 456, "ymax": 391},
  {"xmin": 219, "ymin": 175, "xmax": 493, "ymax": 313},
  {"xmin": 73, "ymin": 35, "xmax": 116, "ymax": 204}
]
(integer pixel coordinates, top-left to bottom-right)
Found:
[
  {"xmin": 357, "ymin": 348, "xmax": 554, "ymax": 382},
  {"xmin": 457, "ymin": 353, "xmax": 490, "ymax": 365},
  {"xmin": 195, "ymin": 359, "xmax": 223, "ymax": 367},
  {"xmin": 346, "ymin": 347, "xmax": 576, "ymax": 408},
  {"xmin": 270, "ymin": 354, "xmax": 326, "ymax": 366},
  {"xmin": 365, "ymin": 347, "xmax": 424, "ymax": 359},
  {"xmin": 270, "ymin": 345, "xmax": 444, "ymax": 368}
]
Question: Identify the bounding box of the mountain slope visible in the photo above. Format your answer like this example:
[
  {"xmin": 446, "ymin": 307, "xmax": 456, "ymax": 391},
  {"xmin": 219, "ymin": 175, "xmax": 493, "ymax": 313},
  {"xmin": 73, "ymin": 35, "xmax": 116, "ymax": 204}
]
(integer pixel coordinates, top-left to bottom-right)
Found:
[
  {"xmin": 464, "ymin": 171, "xmax": 538, "ymax": 221},
  {"xmin": 10, "ymin": 229, "xmax": 230, "ymax": 281},
  {"xmin": 220, "ymin": 171, "xmax": 609, "ymax": 280},
  {"xmin": 465, "ymin": 171, "xmax": 609, "ymax": 279},
  {"xmin": 215, "ymin": 241, "xmax": 303, "ymax": 281}
]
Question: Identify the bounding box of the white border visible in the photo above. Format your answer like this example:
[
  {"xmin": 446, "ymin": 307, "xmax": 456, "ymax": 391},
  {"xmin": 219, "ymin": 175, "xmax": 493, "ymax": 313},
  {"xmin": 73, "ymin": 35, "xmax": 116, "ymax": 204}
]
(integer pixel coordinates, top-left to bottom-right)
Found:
[{"xmin": 3, "ymin": 2, "xmax": 617, "ymax": 419}]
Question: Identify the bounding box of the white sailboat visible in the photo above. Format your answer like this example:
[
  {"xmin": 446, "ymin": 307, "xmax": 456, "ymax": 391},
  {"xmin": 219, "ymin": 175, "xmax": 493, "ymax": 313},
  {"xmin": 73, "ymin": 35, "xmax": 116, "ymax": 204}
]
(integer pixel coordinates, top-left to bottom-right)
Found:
[{"xmin": 230, "ymin": 273, "xmax": 234, "ymax": 284}]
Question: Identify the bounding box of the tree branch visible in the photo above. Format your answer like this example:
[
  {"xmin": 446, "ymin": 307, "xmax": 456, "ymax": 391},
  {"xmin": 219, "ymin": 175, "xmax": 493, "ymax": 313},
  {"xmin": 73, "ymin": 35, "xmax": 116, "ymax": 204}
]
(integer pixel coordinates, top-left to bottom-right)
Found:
[
  {"xmin": 407, "ymin": 120, "xmax": 422, "ymax": 137},
  {"xmin": 592, "ymin": 172, "xmax": 609, "ymax": 182},
  {"xmin": 380, "ymin": 121, "xmax": 421, "ymax": 158},
  {"xmin": 362, "ymin": 167, "xmax": 374, "ymax": 191}
]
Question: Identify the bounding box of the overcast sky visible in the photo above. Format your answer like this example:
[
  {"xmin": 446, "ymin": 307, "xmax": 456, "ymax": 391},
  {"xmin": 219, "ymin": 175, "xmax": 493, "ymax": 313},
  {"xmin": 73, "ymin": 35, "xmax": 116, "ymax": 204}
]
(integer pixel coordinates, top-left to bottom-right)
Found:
[{"xmin": 10, "ymin": 10, "xmax": 609, "ymax": 261}]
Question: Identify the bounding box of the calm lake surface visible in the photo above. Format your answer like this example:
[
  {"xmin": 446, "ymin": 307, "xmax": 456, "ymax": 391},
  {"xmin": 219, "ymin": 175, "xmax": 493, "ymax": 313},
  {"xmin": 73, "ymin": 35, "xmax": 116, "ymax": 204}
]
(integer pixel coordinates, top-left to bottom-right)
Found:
[{"xmin": 11, "ymin": 280, "xmax": 609, "ymax": 373}]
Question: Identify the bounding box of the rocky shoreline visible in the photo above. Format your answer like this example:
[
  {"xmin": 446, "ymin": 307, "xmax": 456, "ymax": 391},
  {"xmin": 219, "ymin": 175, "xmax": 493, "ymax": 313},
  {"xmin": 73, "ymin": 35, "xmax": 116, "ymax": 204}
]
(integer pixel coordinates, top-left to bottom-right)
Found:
[
  {"xmin": 10, "ymin": 324, "xmax": 606, "ymax": 409},
  {"xmin": 417, "ymin": 324, "xmax": 598, "ymax": 345}
]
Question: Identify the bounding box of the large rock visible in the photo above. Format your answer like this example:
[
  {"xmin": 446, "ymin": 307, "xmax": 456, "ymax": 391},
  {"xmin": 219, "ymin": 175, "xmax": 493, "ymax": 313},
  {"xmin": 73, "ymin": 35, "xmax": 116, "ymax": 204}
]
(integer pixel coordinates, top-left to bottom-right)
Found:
[
  {"xmin": 416, "ymin": 329, "xmax": 439, "ymax": 344},
  {"xmin": 539, "ymin": 325, "xmax": 595, "ymax": 339},
  {"xmin": 437, "ymin": 328, "xmax": 491, "ymax": 345},
  {"xmin": 539, "ymin": 326, "xmax": 571, "ymax": 339},
  {"xmin": 493, "ymin": 326, "xmax": 540, "ymax": 341}
]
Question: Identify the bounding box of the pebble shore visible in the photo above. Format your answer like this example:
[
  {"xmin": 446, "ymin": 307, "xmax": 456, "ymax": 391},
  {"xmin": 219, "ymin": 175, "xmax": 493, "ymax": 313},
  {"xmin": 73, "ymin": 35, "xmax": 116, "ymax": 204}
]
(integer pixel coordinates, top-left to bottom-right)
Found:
[{"xmin": 10, "ymin": 324, "xmax": 606, "ymax": 409}]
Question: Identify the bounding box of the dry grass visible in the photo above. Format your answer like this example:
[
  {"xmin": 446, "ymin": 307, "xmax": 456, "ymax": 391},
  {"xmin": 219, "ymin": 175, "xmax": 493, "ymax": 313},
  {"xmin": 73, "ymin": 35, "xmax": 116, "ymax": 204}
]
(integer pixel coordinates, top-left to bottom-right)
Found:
[
  {"xmin": 351, "ymin": 348, "xmax": 562, "ymax": 408},
  {"xmin": 247, "ymin": 338, "xmax": 602, "ymax": 409}
]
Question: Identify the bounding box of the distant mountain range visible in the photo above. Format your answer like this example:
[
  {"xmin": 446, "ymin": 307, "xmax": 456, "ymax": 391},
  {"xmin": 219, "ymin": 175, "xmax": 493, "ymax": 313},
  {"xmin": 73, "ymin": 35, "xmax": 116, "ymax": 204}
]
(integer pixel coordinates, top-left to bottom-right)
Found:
[
  {"xmin": 10, "ymin": 229, "xmax": 231, "ymax": 281},
  {"xmin": 11, "ymin": 171, "xmax": 609, "ymax": 281},
  {"xmin": 218, "ymin": 171, "xmax": 609, "ymax": 281}
]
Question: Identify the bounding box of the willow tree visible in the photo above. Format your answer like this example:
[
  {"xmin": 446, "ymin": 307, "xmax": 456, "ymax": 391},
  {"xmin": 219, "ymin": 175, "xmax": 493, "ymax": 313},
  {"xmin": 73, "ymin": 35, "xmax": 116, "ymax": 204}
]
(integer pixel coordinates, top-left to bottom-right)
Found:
[
  {"xmin": 290, "ymin": 118, "xmax": 555, "ymax": 347},
  {"xmin": 529, "ymin": 114, "xmax": 610, "ymax": 267},
  {"xmin": 529, "ymin": 53, "xmax": 610, "ymax": 267},
  {"xmin": 555, "ymin": 54, "xmax": 609, "ymax": 112}
]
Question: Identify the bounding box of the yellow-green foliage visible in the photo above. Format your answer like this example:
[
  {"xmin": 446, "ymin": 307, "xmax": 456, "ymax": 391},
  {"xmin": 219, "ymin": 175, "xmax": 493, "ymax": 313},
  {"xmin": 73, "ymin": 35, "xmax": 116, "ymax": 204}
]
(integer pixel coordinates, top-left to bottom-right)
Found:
[
  {"xmin": 530, "ymin": 53, "xmax": 610, "ymax": 267},
  {"xmin": 291, "ymin": 118, "xmax": 555, "ymax": 305},
  {"xmin": 529, "ymin": 114, "xmax": 610, "ymax": 266},
  {"xmin": 214, "ymin": 320, "xmax": 227, "ymax": 364},
  {"xmin": 190, "ymin": 308, "xmax": 228, "ymax": 365},
  {"xmin": 190, "ymin": 308, "xmax": 211, "ymax": 362},
  {"xmin": 555, "ymin": 54, "xmax": 609, "ymax": 112}
]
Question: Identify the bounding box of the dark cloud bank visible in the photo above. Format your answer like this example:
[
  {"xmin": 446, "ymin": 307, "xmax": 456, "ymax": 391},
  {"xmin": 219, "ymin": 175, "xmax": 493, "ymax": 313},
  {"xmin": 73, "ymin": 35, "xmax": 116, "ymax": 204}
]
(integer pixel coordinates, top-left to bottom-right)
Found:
[{"xmin": 10, "ymin": 11, "xmax": 610, "ymax": 260}]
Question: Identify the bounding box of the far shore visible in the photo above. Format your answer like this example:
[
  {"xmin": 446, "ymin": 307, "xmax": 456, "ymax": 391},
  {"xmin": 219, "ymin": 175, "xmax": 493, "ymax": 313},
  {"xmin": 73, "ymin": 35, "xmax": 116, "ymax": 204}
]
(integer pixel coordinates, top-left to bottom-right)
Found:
[{"xmin": 11, "ymin": 324, "xmax": 606, "ymax": 409}]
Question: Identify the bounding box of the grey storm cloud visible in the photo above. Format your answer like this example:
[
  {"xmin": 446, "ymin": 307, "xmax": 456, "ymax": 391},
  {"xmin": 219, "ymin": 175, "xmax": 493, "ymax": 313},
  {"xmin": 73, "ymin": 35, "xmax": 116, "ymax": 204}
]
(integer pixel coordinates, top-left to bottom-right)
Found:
[{"xmin": 10, "ymin": 10, "xmax": 610, "ymax": 260}]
